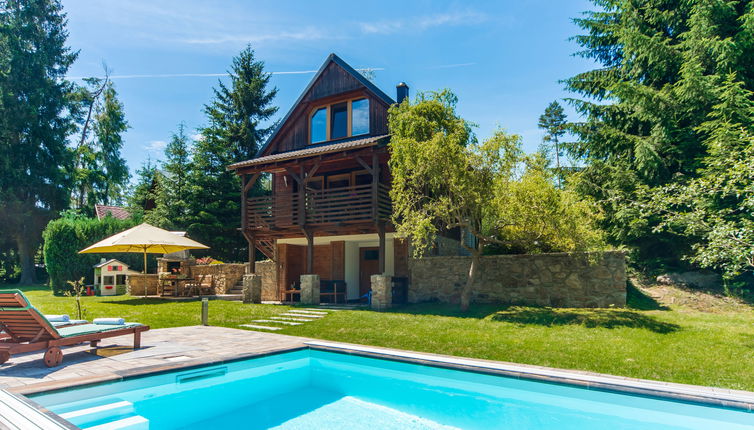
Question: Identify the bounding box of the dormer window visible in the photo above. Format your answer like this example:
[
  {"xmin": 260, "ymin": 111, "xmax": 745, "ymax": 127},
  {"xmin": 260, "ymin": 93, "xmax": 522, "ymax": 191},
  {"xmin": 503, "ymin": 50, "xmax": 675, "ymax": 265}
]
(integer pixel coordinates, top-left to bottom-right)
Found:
[{"xmin": 309, "ymin": 97, "xmax": 370, "ymax": 144}]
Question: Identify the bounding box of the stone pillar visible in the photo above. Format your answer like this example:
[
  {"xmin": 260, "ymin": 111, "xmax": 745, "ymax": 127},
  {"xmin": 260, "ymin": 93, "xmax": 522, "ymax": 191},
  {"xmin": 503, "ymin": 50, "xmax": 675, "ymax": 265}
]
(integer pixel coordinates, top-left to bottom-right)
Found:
[
  {"xmin": 242, "ymin": 274, "xmax": 262, "ymax": 304},
  {"xmin": 370, "ymin": 274, "xmax": 392, "ymax": 311},
  {"xmin": 300, "ymin": 274, "xmax": 320, "ymax": 305}
]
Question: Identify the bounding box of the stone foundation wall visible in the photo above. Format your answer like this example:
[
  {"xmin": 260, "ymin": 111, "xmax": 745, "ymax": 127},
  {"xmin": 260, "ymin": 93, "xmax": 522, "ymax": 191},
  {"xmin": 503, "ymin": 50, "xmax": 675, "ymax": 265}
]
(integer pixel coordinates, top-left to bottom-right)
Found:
[
  {"xmin": 127, "ymin": 274, "xmax": 159, "ymax": 296},
  {"xmin": 190, "ymin": 263, "xmax": 246, "ymax": 294},
  {"xmin": 408, "ymin": 251, "xmax": 626, "ymax": 308},
  {"xmin": 255, "ymin": 260, "xmax": 278, "ymax": 301}
]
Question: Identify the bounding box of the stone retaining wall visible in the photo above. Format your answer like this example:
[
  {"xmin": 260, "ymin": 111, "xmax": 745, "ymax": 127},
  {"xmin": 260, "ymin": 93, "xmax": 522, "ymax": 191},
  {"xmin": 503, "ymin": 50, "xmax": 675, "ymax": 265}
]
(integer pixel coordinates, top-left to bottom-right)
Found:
[
  {"xmin": 190, "ymin": 263, "xmax": 246, "ymax": 294},
  {"xmin": 408, "ymin": 251, "xmax": 626, "ymax": 308}
]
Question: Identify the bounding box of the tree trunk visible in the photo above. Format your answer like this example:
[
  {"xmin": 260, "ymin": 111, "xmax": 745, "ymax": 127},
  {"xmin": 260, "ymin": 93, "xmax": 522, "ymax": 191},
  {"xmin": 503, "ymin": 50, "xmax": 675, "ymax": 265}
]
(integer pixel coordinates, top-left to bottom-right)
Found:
[
  {"xmin": 460, "ymin": 249, "xmax": 480, "ymax": 312},
  {"xmin": 16, "ymin": 235, "xmax": 37, "ymax": 285}
]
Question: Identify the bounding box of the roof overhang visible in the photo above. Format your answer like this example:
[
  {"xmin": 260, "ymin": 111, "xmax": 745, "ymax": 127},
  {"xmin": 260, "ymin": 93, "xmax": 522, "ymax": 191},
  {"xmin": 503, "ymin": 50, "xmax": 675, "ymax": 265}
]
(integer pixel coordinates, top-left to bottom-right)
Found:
[{"xmin": 228, "ymin": 134, "xmax": 389, "ymax": 173}]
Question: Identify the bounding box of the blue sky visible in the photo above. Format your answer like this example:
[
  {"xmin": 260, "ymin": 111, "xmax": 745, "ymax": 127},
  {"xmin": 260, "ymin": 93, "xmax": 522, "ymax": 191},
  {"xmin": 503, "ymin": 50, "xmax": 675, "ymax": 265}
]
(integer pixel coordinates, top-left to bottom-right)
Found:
[{"xmin": 61, "ymin": 0, "xmax": 596, "ymax": 176}]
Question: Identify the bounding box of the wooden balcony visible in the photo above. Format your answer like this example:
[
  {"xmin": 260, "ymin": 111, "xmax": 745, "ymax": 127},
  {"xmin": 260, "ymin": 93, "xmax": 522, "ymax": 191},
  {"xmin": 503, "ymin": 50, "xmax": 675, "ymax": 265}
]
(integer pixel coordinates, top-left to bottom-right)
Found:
[{"xmin": 245, "ymin": 183, "xmax": 391, "ymax": 232}]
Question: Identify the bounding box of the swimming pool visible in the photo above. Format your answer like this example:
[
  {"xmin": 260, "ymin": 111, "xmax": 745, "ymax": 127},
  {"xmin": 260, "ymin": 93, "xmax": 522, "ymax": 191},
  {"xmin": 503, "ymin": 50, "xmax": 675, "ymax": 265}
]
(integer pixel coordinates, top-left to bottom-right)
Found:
[{"xmin": 30, "ymin": 349, "xmax": 754, "ymax": 430}]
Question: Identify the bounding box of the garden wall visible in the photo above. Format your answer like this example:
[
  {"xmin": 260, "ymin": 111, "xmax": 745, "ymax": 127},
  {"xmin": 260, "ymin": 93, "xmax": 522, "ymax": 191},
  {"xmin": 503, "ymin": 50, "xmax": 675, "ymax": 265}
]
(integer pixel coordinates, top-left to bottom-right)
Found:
[
  {"xmin": 190, "ymin": 263, "xmax": 246, "ymax": 294},
  {"xmin": 127, "ymin": 274, "xmax": 159, "ymax": 296},
  {"xmin": 408, "ymin": 251, "xmax": 626, "ymax": 308}
]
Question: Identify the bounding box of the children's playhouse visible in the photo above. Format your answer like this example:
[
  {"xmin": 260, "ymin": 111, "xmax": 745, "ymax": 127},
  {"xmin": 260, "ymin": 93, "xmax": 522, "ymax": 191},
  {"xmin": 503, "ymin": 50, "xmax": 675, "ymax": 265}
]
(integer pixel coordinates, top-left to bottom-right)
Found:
[{"xmin": 93, "ymin": 259, "xmax": 133, "ymax": 296}]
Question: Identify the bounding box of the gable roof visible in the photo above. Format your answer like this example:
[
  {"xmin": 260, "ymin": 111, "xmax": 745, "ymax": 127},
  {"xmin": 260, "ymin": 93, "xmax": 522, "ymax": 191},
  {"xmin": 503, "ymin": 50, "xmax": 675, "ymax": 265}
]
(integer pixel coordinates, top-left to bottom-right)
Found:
[
  {"xmin": 93, "ymin": 258, "xmax": 129, "ymax": 268},
  {"xmin": 256, "ymin": 53, "xmax": 395, "ymax": 158},
  {"xmin": 94, "ymin": 205, "xmax": 131, "ymax": 220}
]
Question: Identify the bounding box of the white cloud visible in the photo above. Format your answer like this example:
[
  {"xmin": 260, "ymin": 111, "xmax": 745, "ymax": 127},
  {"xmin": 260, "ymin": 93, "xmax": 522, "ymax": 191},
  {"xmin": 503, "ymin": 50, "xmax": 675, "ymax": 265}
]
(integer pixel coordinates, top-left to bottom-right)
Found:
[
  {"xmin": 360, "ymin": 10, "xmax": 487, "ymax": 35},
  {"xmin": 145, "ymin": 140, "xmax": 167, "ymax": 153},
  {"xmin": 191, "ymin": 133, "xmax": 205, "ymax": 142}
]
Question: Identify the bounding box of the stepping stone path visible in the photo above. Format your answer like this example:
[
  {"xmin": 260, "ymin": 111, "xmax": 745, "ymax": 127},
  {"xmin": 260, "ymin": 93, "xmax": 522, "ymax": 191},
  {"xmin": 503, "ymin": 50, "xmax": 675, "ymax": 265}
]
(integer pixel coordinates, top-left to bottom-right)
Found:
[{"xmin": 240, "ymin": 307, "xmax": 336, "ymax": 331}]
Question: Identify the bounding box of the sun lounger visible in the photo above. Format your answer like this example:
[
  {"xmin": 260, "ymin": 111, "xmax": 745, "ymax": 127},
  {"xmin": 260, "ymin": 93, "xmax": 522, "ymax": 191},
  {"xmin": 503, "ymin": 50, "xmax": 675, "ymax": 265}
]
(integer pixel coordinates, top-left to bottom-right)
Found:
[{"xmin": 0, "ymin": 290, "xmax": 149, "ymax": 367}]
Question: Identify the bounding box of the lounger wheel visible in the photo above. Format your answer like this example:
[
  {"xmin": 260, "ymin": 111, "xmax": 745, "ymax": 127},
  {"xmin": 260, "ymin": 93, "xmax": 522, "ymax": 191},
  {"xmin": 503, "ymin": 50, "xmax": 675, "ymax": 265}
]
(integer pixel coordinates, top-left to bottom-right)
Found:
[
  {"xmin": 44, "ymin": 346, "xmax": 63, "ymax": 367},
  {"xmin": 0, "ymin": 351, "xmax": 9, "ymax": 364}
]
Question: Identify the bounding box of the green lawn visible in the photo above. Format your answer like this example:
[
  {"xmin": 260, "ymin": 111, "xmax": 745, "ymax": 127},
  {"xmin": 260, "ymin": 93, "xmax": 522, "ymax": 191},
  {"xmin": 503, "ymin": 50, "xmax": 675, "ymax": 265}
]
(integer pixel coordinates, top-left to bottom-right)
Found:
[{"xmin": 5, "ymin": 284, "xmax": 754, "ymax": 391}]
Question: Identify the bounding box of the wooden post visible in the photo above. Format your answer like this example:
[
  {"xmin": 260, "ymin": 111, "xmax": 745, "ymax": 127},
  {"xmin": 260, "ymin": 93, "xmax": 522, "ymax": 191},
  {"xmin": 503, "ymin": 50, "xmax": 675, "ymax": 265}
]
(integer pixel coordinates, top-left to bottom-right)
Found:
[
  {"xmin": 298, "ymin": 166, "xmax": 306, "ymax": 225},
  {"xmin": 371, "ymin": 153, "xmax": 380, "ymax": 220},
  {"xmin": 248, "ymin": 232, "xmax": 256, "ymax": 274},
  {"xmin": 241, "ymin": 174, "xmax": 247, "ymax": 231},
  {"xmin": 304, "ymin": 229, "xmax": 314, "ymax": 274},
  {"xmin": 377, "ymin": 222, "xmax": 386, "ymax": 274}
]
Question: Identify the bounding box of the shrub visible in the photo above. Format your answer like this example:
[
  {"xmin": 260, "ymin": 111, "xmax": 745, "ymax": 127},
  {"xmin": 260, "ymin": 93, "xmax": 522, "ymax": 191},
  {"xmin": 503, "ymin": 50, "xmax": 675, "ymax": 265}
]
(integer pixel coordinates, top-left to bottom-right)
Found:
[{"xmin": 42, "ymin": 215, "xmax": 154, "ymax": 294}]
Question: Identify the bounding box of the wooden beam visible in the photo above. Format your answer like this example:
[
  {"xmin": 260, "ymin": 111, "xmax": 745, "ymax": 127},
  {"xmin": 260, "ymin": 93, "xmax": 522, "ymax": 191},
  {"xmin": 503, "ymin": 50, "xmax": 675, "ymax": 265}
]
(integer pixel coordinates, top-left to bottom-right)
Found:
[
  {"xmin": 377, "ymin": 222, "xmax": 386, "ymax": 274},
  {"xmin": 242, "ymin": 231, "xmax": 256, "ymax": 272},
  {"xmin": 304, "ymin": 161, "xmax": 321, "ymax": 182},
  {"xmin": 285, "ymin": 168, "xmax": 302, "ymax": 184},
  {"xmin": 303, "ymin": 228, "xmax": 314, "ymax": 274},
  {"xmin": 355, "ymin": 156, "xmax": 374, "ymax": 175},
  {"xmin": 371, "ymin": 153, "xmax": 381, "ymax": 219},
  {"xmin": 244, "ymin": 172, "xmax": 261, "ymax": 193}
]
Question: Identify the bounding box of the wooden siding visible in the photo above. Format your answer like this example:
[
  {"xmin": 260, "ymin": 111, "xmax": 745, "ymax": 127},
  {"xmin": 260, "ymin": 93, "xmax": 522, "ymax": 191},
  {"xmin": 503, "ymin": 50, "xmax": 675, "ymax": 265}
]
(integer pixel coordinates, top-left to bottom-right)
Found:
[{"xmin": 263, "ymin": 61, "xmax": 391, "ymax": 156}]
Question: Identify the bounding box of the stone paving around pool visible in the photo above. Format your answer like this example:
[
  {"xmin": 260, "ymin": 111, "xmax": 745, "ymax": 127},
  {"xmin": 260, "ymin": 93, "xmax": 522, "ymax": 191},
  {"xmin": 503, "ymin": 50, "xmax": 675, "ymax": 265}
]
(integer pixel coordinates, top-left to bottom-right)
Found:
[{"xmin": 0, "ymin": 326, "xmax": 309, "ymax": 394}]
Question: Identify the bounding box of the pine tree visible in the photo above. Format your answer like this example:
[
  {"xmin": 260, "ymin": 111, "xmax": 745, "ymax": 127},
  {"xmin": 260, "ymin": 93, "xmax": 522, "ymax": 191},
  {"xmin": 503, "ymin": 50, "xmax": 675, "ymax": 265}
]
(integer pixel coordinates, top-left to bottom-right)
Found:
[
  {"xmin": 71, "ymin": 78, "xmax": 129, "ymax": 212},
  {"xmin": 537, "ymin": 101, "xmax": 567, "ymax": 187},
  {"xmin": 186, "ymin": 46, "xmax": 278, "ymax": 261},
  {"xmin": 93, "ymin": 82, "xmax": 130, "ymax": 205},
  {"xmin": 0, "ymin": 0, "xmax": 77, "ymax": 284},
  {"xmin": 566, "ymin": 0, "xmax": 754, "ymax": 267}
]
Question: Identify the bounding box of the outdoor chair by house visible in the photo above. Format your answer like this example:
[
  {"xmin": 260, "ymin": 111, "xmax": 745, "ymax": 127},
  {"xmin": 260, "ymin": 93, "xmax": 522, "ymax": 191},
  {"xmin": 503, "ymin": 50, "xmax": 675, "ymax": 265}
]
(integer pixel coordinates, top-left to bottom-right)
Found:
[
  {"xmin": 320, "ymin": 280, "xmax": 347, "ymax": 304},
  {"xmin": 0, "ymin": 290, "xmax": 149, "ymax": 367}
]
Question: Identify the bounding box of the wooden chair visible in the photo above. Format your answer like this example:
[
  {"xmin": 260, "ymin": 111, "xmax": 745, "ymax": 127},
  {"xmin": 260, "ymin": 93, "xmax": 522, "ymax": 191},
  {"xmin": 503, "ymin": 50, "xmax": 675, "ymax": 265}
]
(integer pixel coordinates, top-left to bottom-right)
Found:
[
  {"xmin": 319, "ymin": 280, "xmax": 347, "ymax": 304},
  {"xmin": 0, "ymin": 290, "xmax": 149, "ymax": 367}
]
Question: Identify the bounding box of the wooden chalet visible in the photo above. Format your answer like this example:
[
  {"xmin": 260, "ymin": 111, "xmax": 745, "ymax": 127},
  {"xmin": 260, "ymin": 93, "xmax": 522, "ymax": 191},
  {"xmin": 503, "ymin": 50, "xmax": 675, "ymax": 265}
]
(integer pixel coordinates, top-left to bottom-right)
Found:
[{"xmin": 229, "ymin": 53, "xmax": 411, "ymax": 303}]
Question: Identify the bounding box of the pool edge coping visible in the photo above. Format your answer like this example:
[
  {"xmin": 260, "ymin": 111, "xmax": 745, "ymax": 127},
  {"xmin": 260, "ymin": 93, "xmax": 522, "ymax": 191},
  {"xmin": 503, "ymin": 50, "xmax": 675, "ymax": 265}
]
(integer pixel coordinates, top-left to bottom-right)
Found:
[{"xmin": 305, "ymin": 340, "xmax": 754, "ymax": 412}]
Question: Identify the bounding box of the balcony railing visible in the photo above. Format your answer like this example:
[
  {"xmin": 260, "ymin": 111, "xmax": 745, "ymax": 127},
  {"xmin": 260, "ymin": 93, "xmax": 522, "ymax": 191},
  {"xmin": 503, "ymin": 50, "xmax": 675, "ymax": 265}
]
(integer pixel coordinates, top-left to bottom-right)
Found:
[{"xmin": 245, "ymin": 183, "xmax": 391, "ymax": 230}]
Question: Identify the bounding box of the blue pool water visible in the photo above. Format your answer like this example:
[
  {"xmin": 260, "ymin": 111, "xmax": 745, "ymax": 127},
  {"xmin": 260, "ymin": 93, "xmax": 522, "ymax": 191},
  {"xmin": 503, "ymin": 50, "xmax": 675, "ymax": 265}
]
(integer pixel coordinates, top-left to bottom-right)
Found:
[{"xmin": 31, "ymin": 350, "xmax": 754, "ymax": 430}]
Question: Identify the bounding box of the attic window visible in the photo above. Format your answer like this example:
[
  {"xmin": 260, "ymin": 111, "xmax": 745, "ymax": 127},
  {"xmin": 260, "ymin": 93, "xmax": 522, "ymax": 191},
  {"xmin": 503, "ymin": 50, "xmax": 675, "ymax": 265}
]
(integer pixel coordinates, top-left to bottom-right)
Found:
[
  {"xmin": 309, "ymin": 97, "xmax": 370, "ymax": 144},
  {"xmin": 330, "ymin": 102, "xmax": 348, "ymax": 139},
  {"xmin": 311, "ymin": 107, "xmax": 327, "ymax": 144}
]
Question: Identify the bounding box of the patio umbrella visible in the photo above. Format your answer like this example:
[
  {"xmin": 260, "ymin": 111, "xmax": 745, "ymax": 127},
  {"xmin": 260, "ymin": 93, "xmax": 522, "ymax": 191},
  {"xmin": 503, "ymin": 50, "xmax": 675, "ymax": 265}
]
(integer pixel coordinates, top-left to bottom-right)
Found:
[{"xmin": 79, "ymin": 223, "xmax": 209, "ymax": 297}]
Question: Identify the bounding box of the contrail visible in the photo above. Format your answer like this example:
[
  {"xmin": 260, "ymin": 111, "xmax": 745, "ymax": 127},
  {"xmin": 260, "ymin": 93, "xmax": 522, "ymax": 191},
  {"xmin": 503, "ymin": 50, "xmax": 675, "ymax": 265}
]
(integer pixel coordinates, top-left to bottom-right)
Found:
[{"xmin": 67, "ymin": 68, "xmax": 385, "ymax": 80}]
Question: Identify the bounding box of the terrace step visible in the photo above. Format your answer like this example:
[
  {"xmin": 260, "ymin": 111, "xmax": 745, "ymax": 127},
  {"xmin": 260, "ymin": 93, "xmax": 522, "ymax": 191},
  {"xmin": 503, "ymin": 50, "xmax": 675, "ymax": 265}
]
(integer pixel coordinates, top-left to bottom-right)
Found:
[
  {"xmin": 282, "ymin": 313, "xmax": 324, "ymax": 318},
  {"xmin": 239, "ymin": 324, "xmax": 282, "ymax": 331},
  {"xmin": 270, "ymin": 316, "xmax": 313, "ymax": 322},
  {"xmin": 83, "ymin": 414, "xmax": 149, "ymax": 430},
  {"xmin": 288, "ymin": 310, "xmax": 327, "ymax": 315},
  {"xmin": 252, "ymin": 319, "xmax": 302, "ymax": 326},
  {"xmin": 60, "ymin": 401, "xmax": 134, "ymax": 424}
]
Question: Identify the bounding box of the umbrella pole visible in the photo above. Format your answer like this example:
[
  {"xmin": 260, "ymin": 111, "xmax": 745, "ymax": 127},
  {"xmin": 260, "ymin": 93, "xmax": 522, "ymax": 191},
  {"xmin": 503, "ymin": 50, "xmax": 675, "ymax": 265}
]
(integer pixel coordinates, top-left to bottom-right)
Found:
[{"xmin": 143, "ymin": 248, "xmax": 148, "ymax": 299}]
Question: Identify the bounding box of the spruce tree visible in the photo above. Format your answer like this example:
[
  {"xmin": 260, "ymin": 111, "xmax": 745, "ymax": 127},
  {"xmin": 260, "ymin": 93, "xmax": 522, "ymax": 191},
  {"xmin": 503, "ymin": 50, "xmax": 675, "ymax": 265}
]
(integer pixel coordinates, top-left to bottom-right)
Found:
[
  {"xmin": 160, "ymin": 123, "xmax": 192, "ymax": 229},
  {"xmin": 187, "ymin": 46, "xmax": 278, "ymax": 261},
  {"xmin": 566, "ymin": 0, "xmax": 754, "ymax": 267},
  {"xmin": 0, "ymin": 0, "xmax": 77, "ymax": 284}
]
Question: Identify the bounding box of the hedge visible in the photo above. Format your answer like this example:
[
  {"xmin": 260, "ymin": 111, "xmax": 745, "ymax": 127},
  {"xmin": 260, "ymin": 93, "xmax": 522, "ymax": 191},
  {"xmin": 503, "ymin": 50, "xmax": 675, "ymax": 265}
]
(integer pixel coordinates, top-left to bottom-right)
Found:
[{"xmin": 42, "ymin": 216, "xmax": 157, "ymax": 294}]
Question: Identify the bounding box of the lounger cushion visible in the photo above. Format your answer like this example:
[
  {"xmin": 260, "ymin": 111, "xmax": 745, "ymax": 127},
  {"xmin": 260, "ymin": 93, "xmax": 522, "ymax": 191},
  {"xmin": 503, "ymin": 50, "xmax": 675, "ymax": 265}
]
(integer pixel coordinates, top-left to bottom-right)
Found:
[
  {"xmin": 45, "ymin": 315, "xmax": 70, "ymax": 322},
  {"xmin": 56, "ymin": 323, "xmax": 143, "ymax": 338}
]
